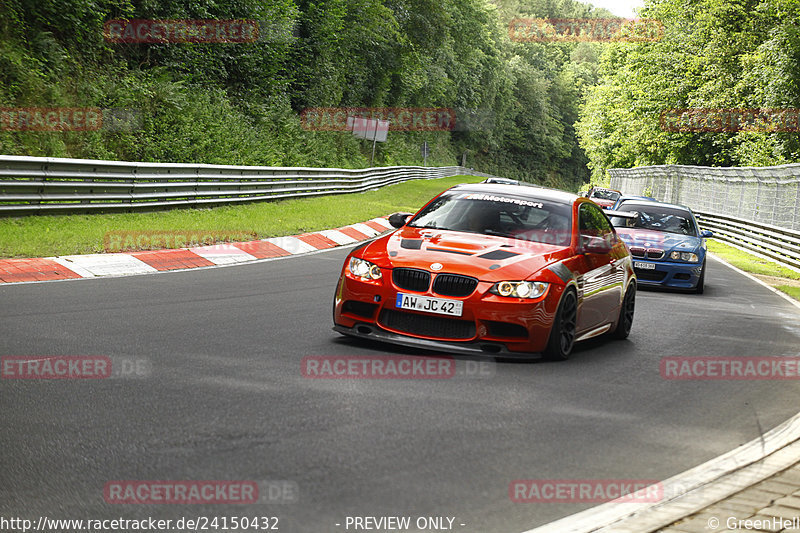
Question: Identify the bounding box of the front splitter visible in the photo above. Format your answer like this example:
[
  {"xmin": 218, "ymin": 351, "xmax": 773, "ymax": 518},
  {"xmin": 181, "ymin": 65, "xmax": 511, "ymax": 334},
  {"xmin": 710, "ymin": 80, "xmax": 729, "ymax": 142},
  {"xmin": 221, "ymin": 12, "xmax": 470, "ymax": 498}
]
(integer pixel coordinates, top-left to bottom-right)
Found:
[{"xmin": 332, "ymin": 323, "xmax": 541, "ymax": 359}]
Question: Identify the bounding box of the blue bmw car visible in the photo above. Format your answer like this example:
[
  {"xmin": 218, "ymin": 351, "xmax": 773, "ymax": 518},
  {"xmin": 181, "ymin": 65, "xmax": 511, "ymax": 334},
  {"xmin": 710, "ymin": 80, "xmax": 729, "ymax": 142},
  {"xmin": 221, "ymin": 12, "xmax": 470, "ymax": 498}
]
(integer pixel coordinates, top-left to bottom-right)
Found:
[{"xmin": 608, "ymin": 200, "xmax": 713, "ymax": 293}]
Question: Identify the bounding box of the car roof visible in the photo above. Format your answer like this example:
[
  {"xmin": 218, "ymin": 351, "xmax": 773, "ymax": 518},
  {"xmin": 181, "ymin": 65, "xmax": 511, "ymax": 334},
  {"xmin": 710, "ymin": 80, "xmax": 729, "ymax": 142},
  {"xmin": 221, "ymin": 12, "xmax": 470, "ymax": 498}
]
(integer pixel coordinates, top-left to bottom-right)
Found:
[
  {"xmin": 448, "ymin": 182, "xmax": 579, "ymax": 205},
  {"xmin": 613, "ymin": 194, "xmax": 655, "ymax": 204},
  {"xmin": 614, "ymin": 197, "xmax": 694, "ymax": 213}
]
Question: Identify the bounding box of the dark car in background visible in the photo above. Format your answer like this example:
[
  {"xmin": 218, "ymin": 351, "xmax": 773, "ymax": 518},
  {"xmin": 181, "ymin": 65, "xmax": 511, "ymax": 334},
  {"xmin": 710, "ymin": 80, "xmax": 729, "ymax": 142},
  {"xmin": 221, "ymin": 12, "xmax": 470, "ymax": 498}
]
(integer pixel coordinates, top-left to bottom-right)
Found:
[
  {"xmin": 587, "ymin": 187, "xmax": 622, "ymax": 209},
  {"xmin": 611, "ymin": 194, "xmax": 657, "ymax": 210}
]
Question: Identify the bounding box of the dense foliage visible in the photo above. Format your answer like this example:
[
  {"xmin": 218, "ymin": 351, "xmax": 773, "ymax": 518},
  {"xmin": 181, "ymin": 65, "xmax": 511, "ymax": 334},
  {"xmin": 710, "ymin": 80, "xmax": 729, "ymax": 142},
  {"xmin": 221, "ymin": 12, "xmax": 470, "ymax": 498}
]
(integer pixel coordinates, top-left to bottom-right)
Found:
[
  {"xmin": 2, "ymin": 0, "xmax": 797, "ymax": 191},
  {"xmin": 577, "ymin": 0, "xmax": 800, "ymax": 181},
  {"xmin": 0, "ymin": 0, "xmax": 615, "ymax": 190}
]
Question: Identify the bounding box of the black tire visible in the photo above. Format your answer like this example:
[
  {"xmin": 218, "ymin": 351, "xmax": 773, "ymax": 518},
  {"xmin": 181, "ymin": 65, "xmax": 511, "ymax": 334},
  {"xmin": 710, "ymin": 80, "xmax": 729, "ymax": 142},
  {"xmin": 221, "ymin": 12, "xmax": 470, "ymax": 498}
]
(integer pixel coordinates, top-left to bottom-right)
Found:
[
  {"xmin": 695, "ymin": 262, "xmax": 706, "ymax": 294},
  {"xmin": 612, "ymin": 283, "xmax": 636, "ymax": 339},
  {"xmin": 543, "ymin": 289, "xmax": 578, "ymax": 361}
]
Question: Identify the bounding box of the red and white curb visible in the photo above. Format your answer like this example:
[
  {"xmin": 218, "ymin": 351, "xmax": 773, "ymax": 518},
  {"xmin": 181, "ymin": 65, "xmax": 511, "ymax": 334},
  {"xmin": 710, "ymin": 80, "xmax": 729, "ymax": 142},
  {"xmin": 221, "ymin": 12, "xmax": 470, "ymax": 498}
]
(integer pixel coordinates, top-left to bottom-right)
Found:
[{"xmin": 0, "ymin": 217, "xmax": 393, "ymax": 284}]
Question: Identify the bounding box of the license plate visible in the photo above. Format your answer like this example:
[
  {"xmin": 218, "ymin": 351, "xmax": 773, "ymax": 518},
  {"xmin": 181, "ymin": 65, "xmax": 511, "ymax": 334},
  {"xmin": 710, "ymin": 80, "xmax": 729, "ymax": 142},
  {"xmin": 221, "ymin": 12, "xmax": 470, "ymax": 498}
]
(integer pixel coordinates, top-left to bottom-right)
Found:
[
  {"xmin": 634, "ymin": 261, "xmax": 656, "ymax": 270},
  {"xmin": 395, "ymin": 293, "xmax": 463, "ymax": 317}
]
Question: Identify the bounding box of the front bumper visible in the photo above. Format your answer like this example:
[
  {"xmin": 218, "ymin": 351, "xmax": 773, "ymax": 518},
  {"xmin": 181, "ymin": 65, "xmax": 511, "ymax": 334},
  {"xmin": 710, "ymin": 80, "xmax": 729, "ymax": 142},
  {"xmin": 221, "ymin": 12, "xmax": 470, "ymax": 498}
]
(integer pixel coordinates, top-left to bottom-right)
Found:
[
  {"xmin": 333, "ymin": 273, "xmax": 562, "ymax": 355},
  {"xmin": 632, "ymin": 259, "xmax": 703, "ymax": 290}
]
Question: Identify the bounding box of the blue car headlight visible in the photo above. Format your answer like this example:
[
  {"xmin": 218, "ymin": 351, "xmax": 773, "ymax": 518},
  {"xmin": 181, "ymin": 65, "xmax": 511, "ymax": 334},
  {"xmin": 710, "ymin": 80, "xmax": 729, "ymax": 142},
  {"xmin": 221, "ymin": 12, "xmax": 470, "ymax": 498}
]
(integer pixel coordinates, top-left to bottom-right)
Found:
[{"xmin": 669, "ymin": 251, "xmax": 699, "ymax": 262}]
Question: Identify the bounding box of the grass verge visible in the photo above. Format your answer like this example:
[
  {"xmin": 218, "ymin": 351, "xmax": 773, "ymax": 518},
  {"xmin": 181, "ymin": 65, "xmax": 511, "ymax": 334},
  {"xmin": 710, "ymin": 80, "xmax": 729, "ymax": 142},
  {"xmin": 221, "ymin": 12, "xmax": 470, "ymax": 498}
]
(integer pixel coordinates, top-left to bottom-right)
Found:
[
  {"xmin": 707, "ymin": 239, "xmax": 800, "ymax": 301},
  {"xmin": 0, "ymin": 175, "xmax": 483, "ymax": 258},
  {"xmin": 776, "ymin": 285, "xmax": 800, "ymax": 300}
]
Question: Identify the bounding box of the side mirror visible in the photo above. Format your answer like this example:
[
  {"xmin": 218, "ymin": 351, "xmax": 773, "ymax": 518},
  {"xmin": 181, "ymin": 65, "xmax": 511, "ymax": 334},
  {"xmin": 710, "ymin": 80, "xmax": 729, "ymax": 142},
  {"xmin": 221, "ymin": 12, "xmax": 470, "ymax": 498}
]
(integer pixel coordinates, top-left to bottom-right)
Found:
[
  {"xmin": 700, "ymin": 230, "xmax": 713, "ymax": 238},
  {"xmin": 580, "ymin": 234, "xmax": 614, "ymax": 254},
  {"xmin": 388, "ymin": 212, "xmax": 413, "ymax": 228}
]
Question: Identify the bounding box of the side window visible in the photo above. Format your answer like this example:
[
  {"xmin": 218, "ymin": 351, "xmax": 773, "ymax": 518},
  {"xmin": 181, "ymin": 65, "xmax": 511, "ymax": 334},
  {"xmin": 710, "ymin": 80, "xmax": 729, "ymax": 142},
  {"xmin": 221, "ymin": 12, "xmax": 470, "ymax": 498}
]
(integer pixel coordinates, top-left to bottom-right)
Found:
[{"xmin": 579, "ymin": 203, "xmax": 613, "ymax": 237}]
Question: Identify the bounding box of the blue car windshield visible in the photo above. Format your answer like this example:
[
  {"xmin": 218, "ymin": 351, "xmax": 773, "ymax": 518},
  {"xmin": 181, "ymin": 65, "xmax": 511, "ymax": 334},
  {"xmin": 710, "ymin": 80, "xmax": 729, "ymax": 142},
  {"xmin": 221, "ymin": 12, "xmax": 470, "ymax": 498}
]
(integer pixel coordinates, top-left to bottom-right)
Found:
[
  {"xmin": 610, "ymin": 202, "xmax": 697, "ymax": 237},
  {"xmin": 408, "ymin": 191, "xmax": 574, "ymax": 246}
]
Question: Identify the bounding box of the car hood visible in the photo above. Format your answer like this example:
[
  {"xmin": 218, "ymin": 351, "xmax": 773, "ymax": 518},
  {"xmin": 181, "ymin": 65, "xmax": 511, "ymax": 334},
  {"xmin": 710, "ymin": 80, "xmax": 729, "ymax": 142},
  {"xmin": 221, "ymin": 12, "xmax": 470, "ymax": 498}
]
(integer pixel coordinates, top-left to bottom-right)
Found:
[
  {"xmin": 360, "ymin": 227, "xmax": 572, "ymax": 282},
  {"xmin": 616, "ymin": 228, "xmax": 703, "ymax": 252}
]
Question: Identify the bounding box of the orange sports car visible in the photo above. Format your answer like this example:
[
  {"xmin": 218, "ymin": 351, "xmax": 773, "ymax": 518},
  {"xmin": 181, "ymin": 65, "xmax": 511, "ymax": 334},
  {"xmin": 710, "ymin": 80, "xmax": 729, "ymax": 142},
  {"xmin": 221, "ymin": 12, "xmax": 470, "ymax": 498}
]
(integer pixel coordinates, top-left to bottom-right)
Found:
[{"xmin": 333, "ymin": 182, "xmax": 636, "ymax": 360}]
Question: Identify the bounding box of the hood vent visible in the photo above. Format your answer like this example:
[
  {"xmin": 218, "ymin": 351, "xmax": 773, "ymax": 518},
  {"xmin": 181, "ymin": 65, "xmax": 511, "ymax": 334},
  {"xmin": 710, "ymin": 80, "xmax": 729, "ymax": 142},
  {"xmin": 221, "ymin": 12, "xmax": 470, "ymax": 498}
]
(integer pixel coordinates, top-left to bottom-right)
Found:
[
  {"xmin": 477, "ymin": 250, "xmax": 519, "ymax": 260},
  {"xmin": 400, "ymin": 239, "xmax": 423, "ymax": 249},
  {"xmin": 428, "ymin": 247, "xmax": 473, "ymax": 256}
]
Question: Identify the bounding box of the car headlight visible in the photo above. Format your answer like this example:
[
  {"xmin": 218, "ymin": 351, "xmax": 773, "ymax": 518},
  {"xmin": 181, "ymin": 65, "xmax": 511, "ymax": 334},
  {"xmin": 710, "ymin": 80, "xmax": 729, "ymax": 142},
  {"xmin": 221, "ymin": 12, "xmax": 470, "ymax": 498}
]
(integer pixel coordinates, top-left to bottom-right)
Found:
[
  {"xmin": 669, "ymin": 251, "xmax": 699, "ymax": 262},
  {"xmin": 489, "ymin": 281, "xmax": 548, "ymax": 299},
  {"xmin": 349, "ymin": 257, "xmax": 382, "ymax": 280}
]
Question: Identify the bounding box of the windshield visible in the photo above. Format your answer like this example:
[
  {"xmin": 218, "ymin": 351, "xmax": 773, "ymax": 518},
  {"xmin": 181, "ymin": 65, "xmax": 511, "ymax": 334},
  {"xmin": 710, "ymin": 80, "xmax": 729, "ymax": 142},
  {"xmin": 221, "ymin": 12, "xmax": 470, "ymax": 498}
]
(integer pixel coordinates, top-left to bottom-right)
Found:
[
  {"xmin": 408, "ymin": 191, "xmax": 573, "ymax": 246},
  {"xmin": 610, "ymin": 202, "xmax": 698, "ymax": 237},
  {"xmin": 590, "ymin": 189, "xmax": 620, "ymax": 201}
]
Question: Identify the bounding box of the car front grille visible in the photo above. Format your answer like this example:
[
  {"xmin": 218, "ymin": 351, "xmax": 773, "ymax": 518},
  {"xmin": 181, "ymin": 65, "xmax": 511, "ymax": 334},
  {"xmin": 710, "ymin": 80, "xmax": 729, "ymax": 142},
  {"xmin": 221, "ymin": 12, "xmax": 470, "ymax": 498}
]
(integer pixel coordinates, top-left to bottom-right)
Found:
[
  {"xmin": 629, "ymin": 246, "xmax": 645, "ymax": 258},
  {"xmin": 392, "ymin": 268, "xmax": 431, "ymax": 292},
  {"xmin": 432, "ymin": 274, "xmax": 478, "ymax": 297},
  {"xmin": 379, "ymin": 309, "xmax": 476, "ymax": 339},
  {"xmin": 646, "ymin": 248, "xmax": 665, "ymax": 260}
]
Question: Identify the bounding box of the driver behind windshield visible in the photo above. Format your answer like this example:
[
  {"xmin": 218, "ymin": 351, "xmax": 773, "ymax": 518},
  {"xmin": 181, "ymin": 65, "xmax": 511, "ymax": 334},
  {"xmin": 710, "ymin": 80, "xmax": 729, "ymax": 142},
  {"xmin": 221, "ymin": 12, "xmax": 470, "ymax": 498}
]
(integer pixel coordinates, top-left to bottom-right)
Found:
[{"xmin": 462, "ymin": 202, "xmax": 500, "ymax": 233}]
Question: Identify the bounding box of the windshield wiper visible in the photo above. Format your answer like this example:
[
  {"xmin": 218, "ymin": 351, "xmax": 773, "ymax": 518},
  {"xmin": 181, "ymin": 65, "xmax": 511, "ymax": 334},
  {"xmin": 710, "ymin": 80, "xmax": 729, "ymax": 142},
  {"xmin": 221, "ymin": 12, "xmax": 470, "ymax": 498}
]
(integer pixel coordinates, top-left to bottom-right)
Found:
[{"xmin": 484, "ymin": 229, "xmax": 514, "ymax": 238}]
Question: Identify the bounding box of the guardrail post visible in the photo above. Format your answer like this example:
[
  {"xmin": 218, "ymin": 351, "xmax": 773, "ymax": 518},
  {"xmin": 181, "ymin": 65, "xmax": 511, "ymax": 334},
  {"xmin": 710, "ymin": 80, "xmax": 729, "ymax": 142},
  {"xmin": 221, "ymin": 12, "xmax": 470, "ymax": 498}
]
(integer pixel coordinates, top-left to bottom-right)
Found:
[
  {"xmin": 736, "ymin": 178, "xmax": 745, "ymax": 217},
  {"xmin": 794, "ymin": 181, "xmax": 800, "ymax": 231},
  {"xmin": 754, "ymin": 179, "xmax": 761, "ymax": 222},
  {"xmin": 128, "ymin": 164, "xmax": 136, "ymax": 211},
  {"xmin": 37, "ymin": 161, "xmax": 46, "ymax": 208},
  {"xmin": 772, "ymin": 182, "xmax": 779, "ymax": 226}
]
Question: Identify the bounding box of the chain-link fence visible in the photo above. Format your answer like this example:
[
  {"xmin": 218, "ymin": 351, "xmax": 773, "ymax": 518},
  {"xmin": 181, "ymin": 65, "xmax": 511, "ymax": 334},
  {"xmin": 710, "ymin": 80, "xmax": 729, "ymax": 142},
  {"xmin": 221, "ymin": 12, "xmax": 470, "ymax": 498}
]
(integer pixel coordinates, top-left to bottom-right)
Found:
[{"xmin": 608, "ymin": 164, "xmax": 800, "ymax": 231}]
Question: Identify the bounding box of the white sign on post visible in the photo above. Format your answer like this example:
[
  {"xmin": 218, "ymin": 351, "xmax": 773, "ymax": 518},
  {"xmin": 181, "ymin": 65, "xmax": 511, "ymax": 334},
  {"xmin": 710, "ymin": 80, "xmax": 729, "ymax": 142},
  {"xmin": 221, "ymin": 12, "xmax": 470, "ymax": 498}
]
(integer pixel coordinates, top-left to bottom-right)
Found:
[
  {"xmin": 351, "ymin": 117, "xmax": 369, "ymax": 139},
  {"xmin": 348, "ymin": 116, "xmax": 389, "ymax": 142},
  {"xmin": 367, "ymin": 119, "xmax": 389, "ymax": 142}
]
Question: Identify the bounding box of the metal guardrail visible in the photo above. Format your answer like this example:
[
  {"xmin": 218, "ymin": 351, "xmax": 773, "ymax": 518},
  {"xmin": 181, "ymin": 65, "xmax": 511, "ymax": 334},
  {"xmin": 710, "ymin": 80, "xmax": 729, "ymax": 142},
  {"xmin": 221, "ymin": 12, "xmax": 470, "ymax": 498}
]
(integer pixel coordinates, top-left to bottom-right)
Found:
[
  {"xmin": 0, "ymin": 155, "xmax": 495, "ymax": 215},
  {"xmin": 695, "ymin": 212, "xmax": 800, "ymax": 270},
  {"xmin": 608, "ymin": 164, "xmax": 800, "ymax": 271}
]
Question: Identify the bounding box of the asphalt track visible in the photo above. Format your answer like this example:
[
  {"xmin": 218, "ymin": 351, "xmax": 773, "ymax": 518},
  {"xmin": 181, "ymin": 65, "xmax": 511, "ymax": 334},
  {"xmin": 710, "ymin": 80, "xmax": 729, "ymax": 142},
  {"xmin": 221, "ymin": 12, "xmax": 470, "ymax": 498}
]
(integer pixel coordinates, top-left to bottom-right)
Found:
[{"xmin": 2, "ymin": 247, "xmax": 800, "ymax": 532}]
